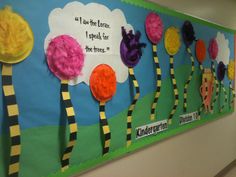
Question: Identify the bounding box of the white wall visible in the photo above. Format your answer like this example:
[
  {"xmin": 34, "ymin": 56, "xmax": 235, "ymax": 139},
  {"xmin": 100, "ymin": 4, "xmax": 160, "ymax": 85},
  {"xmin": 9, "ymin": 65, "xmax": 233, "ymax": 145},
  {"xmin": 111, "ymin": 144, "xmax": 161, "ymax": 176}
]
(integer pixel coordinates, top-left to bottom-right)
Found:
[{"xmin": 78, "ymin": 1, "xmax": 236, "ymax": 177}]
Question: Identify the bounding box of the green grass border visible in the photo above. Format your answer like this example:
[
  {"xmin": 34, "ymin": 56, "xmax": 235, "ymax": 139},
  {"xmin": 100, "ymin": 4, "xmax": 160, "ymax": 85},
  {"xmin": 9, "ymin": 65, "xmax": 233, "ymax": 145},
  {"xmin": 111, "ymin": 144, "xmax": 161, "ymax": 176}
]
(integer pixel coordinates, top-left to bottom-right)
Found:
[
  {"xmin": 121, "ymin": 0, "xmax": 236, "ymax": 34},
  {"xmin": 47, "ymin": 110, "xmax": 234, "ymax": 177}
]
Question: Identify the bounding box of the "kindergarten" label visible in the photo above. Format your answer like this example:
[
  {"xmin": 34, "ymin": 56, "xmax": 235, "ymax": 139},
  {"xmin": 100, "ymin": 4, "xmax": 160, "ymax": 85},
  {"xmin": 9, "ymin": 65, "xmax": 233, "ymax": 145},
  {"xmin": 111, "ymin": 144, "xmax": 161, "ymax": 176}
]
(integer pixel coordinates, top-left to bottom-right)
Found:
[{"xmin": 136, "ymin": 120, "xmax": 168, "ymax": 140}]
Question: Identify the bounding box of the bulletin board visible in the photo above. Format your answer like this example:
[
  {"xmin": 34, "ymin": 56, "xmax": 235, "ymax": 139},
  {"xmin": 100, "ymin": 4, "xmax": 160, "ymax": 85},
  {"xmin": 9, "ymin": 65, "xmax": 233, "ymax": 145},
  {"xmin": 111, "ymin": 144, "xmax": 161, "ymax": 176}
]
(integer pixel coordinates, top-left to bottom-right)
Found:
[{"xmin": 0, "ymin": 0, "xmax": 235, "ymax": 177}]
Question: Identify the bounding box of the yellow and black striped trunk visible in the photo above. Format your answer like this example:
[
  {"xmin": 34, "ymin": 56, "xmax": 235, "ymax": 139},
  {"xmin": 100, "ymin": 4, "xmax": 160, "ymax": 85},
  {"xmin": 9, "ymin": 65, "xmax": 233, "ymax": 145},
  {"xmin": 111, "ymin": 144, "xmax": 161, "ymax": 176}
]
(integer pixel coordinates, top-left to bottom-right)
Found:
[
  {"xmin": 126, "ymin": 68, "xmax": 140, "ymax": 147},
  {"xmin": 229, "ymin": 81, "xmax": 236, "ymax": 108},
  {"xmin": 150, "ymin": 45, "xmax": 162, "ymax": 120},
  {"xmin": 99, "ymin": 102, "xmax": 111, "ymax": 155},
  {"xmin": 220, "ymin": 82, "xmax": 228, "ymax": 112},
  {"xmin": 183, "ymin": 47, "xmax": 195, "ymax": 113},
  {"xmin": 168, "ymin": 56, "xmax": 179, "ymax": 124},
  {"xmin": 199, "ymin": 78, "xmax": 208, "ymax": 115},
  {"xmin": 211, "ymin": 61, "xmax": 219, "ymax": 111},
  {"xmin": 61, "ymin": 80, "xmax": 78, "ymax": 172},
  {"xmin": 2, "ymin": 64, "xmax": 21, "ymax": 177}
]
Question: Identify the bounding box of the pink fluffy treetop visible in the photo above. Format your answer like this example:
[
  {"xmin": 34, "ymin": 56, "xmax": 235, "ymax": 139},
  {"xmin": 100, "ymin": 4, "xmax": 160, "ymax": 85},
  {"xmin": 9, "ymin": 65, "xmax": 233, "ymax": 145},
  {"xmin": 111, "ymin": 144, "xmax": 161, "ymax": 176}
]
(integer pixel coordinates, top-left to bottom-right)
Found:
[
  {"xmin": 145, "ymin": 12, "xmax": 164, "ymax": 44},
  {"xmin": 208, "ymin": 38, "xmax": 218, "ymax": 60},
  {"xmin": 46, "ymin": 35, "xmax": 85, "ymax": 80}
]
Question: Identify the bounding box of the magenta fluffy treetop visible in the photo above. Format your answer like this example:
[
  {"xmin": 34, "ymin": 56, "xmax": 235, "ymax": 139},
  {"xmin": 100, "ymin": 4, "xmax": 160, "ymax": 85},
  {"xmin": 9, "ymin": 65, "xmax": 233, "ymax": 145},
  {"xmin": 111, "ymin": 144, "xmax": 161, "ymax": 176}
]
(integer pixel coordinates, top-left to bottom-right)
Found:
[
  {"xmin": 145, "ymin": 12, "xmax": 164, "ymax": 44},
  {"xmin": 208, "ymin": 38, "xmax": 218, "ymax": 60},
  {"xmin": 46, "ymin": 35, "xmax": 85, "ymax": 80}
]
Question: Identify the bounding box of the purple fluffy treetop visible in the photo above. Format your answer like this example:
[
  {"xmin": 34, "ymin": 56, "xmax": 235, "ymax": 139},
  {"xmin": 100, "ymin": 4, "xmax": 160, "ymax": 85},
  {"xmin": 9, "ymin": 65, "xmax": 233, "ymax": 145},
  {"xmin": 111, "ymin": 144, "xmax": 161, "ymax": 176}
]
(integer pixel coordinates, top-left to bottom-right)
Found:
[
  {"xmin": 217, "ymin": 61, "xmax": 226, "ymax": 81},
  {"xmin": 182, "ymin": 21, "xmax": 196, "ymax": 47},
  {"xmin": 120, "ymin": 27, "xmax": 146, "ymax": 68}
]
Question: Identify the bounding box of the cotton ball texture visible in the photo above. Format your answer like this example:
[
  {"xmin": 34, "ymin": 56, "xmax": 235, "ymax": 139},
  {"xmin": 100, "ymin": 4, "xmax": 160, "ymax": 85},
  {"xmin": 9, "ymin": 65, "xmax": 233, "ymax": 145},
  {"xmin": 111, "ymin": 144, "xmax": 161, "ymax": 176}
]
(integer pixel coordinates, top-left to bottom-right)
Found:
[
  {"xmin": 196, "ymin": 39, "xmax": 206, "ymax": 64},
  {"xmin": 46, "ymin": 35, "xmax": 84, "ymax": 80},
  {"xmin": 217, "ymin": 61, "xmax": 226, "ymax": 81},
  {"xmin": 182, "ymin": 21, "xmax": 196, "ymax": 47},
  {"xmin": 228, "ymin": 60, "xmax": 235, "ymax": 81},
  {"xmin": 145, "ymin": 12, "xmax": 163, "ymax": 44},
  {"xmin": 164, "ymin": 27, "xmax": 181, "ymax": 56},
  {"xmin": 90, "ymin": 64, "xmax": 116, "ymax": 102},
  {"xmin": 208, "ymin": 38, "xmax": 218, "ymax": 60},
  {"xmin": 0, "ymin": 6, "xmax": 34, "ymax": 64},
  {"xmin": 120, "ymin": 27, "xmax": 146, "ymax": 68}
]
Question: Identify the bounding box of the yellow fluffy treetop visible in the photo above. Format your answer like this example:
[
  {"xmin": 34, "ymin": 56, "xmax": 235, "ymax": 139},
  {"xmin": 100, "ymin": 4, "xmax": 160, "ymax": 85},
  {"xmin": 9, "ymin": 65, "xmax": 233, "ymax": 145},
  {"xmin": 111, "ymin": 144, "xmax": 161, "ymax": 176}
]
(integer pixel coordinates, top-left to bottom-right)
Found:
[
  {"xmin": 0, "ymin": 6, "xmax": 34, "ymax": 64},
  {"xmin": 164, "ymin": 26, "xmax": 181, "ymax": 56},
  {"xmin": 228, "ymin": 60, "xmax": 235, "ymax": 81}
]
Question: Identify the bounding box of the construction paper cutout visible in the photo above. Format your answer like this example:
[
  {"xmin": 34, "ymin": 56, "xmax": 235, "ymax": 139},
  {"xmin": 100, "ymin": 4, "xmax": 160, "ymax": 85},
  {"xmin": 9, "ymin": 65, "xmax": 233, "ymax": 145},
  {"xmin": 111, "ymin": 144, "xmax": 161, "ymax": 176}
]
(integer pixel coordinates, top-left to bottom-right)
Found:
[
  {"xmin": 149, "ymin": 45, "xmax": 162, "ymax": 121},
  {"xmin": 120, "ymin": 27, "xmax": 146, "ymax": 68},
  {"xmin": 46, "ymin": 35, "xmax": 81, "ymax": 171},
  {"xmin": 120, "ymin": 27, "xmax": 145, "ymax": 146},
  {"xmin": 45, "ymin": 1, "xmax": 133, "ymax": 86},
  {"xmin": 182, "ymin": 21, "xmax": 196, "ymax": 113},
  {"xmin": 199, "ymin": 69, "xmax": 214, "ymax": 114},
  {"xmin": 209, "ymin": 37, "xmax": 219, "ymax": 112},
  {"xmin": 229, "ymin": 81, "xmax": 235, "ymax": 108},
  {"xmin": 89, "ymin": 64, "xmax": 116, "ymax": 155},
  {"xmin": 216, "ymin": 32, "xmax": 230, "ymax": 65},
  {"xmin": 182, "ymin": 21, "xmax": 196, "ymax": 47},
  {"xmin": 220, "ymin": 82, "xmax": 228, "ymax": 112},
  {"xmin": 125, "ymin": 68, "xmax": 140, "ymax": 146},
  {"xmin": 211, "ymin": 61, "xmax": 220, "ymax": 112},
  {"xmin": 208, "ymin": 38, "xmax": 218, "ymax": 60},
  {"xmin": 228, "ymin": 60, "xmax": 235, "ymax": 81},
  {"xmin": 60, "ymin": 80, "xmax": 78, "ymax": 172},
  {"xmin": 46, "ymin": 35, "xmax": 85, "ymax": 80},
  {"xmin": 90, "ymin": 64, "xmax": 116, "ymax": 102},
  {"xmin": 164, "ymin": 27, "xmax": 181, "ymax": 56},
  {"xmin": 196, "ymin": 39, "xmax": 206, "ymax": 64},
  {"xmin": 227, "ymin": 61, "xmax": 235, "ymax": 108},
  {"xmin": 145, "ymin": 12, "xmax": 163, "ymax": 44},
  {"xmin": 164, "ymin": 26, "xmax": 181, "ymax": 124},
  {"xmin": 99, "ymin": 102, "xmax": 111, "ymax": 155},
  {"xmin": 0, "ymin": 6, "xmax": 34, "ymax": 177},
  {"xmin": 217, "ymin": 62, "xmax": 227, "ymax": 112},
  {"xmin": 145, "ymin": 12, "xmax": 163, "ymax": 121},
  {"xmin": 217, "ymin": 61, "xmax": 226, "ymax": 81},
  {"xmin": 0, "ymin": 6, "xmax": 34, "ymax": 64},
  {"xmin": 2, "ymin": 64, "xmax": 21, "ymax": 177}
]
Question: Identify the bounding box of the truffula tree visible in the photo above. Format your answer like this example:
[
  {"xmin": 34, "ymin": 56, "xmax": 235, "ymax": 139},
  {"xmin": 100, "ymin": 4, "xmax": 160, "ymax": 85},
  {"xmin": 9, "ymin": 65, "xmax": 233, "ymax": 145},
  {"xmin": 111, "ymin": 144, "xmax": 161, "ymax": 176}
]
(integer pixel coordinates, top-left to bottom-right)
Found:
[
  {"xmin": 182, "ymin": 21, "xmax": 196, "ymax": 113},
  {"xmin": 46, "ymin": 35, "xmax": 84, "ymax": 171},
  {"xmin": 0, "ymin": 6, "xmax": 34, "ymax": 177},
  {"xmin": 89, "ymin": 64, "xmax": 116, "ymax": 155},
  {"xmin": 217, "ymin": 61, "xmax": 228, "ymax": 112},
  {"xmin": 120, "ymin": 27, "xmax": 146, "ymax": 147},
  {"xmin": 164, "ymin": 27, "xmax": 181, "ymax": 125},
  {"xmin": 145, "ymin": 12, "xmax": 164, "ymax": 121}
]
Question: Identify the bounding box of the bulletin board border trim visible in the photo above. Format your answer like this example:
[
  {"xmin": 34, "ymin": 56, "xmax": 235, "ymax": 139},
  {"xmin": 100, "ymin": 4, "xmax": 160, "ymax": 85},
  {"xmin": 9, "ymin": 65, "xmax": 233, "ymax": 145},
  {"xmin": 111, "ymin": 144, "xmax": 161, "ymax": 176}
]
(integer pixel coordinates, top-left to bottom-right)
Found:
[
  {"xmin": 47, "ymin": 110, "xmax": 234, "ymax": 177},
  {"xmin": 122, "ymin": 0, "xmax": 236, "ymax": 34}
]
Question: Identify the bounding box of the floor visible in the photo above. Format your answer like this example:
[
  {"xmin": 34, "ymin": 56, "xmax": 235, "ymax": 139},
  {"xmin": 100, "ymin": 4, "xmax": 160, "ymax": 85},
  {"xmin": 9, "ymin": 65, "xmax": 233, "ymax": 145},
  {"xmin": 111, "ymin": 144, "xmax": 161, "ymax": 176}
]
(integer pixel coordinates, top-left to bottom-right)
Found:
[{"xmin": 222, "ymin": 166, "xmax": 236, "ymax": 177}]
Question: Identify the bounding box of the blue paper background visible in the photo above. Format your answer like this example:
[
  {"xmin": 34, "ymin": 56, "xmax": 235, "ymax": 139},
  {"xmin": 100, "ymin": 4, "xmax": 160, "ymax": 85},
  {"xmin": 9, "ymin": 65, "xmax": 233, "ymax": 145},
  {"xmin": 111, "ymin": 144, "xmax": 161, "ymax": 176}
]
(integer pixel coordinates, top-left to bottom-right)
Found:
[{"xmin": 0, "ymin": 0, "xmax": 234, "ymax": 134}]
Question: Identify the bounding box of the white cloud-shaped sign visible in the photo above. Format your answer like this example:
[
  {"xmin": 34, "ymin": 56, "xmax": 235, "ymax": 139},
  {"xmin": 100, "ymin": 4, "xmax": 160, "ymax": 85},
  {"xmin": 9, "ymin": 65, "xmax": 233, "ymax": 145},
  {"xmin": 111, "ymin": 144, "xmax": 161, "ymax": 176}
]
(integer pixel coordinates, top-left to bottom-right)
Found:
[
  {"xmin": 44, "ymin": 1, "xmax": 133, "ymax": 85},
  {"xmin": 215, "ymin": 32, "xmax": 230, "ymax": 65}
]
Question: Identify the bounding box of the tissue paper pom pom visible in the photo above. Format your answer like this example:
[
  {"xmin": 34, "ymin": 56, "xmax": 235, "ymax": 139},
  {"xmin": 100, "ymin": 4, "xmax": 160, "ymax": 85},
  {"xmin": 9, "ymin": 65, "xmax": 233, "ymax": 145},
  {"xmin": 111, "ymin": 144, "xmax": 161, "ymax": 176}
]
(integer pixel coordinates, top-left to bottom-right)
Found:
[
  {"xmin": 196, "ymin": 39, "xmax": 206, "ymax": 63},
  {"xmin": 228, "ymin": 60, "xmax": 235, "ymax": 80},
  {"xmin": 120, "ymin": 27, "xmax": 146, "ymax": 68},
  {"xmin": 208, "ymin": 38, "xmax": 218, "ymax": 60},
  {"xmin": 90, "ymin": 64, "xmax": 116, "ymax": 102},
  {"xmin": 217, "ymin": 61, "xmax": 226, "ymax": 81},
  {"xmin": 145, "ymin": 12, "xmax": 163, "ymax": 44},
  {"xmin": 182, "ymin": 21, "xmax": 195, "ymax": 47},
  {"xmin": 46, "ymin": 35, "xmax": 84, "ymax": 80},
  {"xmin": 0, "ymin": 6, "xmax": 34, "ymax": 64},
  {"xmin": 164, "ymin": 27, "xmax": 181, "ymax": 56}
]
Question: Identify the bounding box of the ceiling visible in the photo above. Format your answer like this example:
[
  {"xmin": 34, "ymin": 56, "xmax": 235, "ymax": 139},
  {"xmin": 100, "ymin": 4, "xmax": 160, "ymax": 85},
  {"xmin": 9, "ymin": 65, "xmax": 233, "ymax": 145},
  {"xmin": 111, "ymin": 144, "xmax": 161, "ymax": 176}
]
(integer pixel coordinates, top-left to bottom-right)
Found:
[{"xmin": 148, "ymin": 0, "xmax": 236, "ymax": 30}]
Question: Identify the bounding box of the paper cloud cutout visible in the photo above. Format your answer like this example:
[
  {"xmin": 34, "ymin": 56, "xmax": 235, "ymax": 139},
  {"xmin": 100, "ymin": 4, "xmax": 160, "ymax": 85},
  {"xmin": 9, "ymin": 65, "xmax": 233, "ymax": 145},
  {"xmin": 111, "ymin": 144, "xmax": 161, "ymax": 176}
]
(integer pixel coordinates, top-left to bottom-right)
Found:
[
  {"xmin": 44, "ymin": 1, "xmax": 133, "ymax": 85},
  {"xmin": 215, "ymin": 32, "xmax": 230, "ymax": 65}
]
